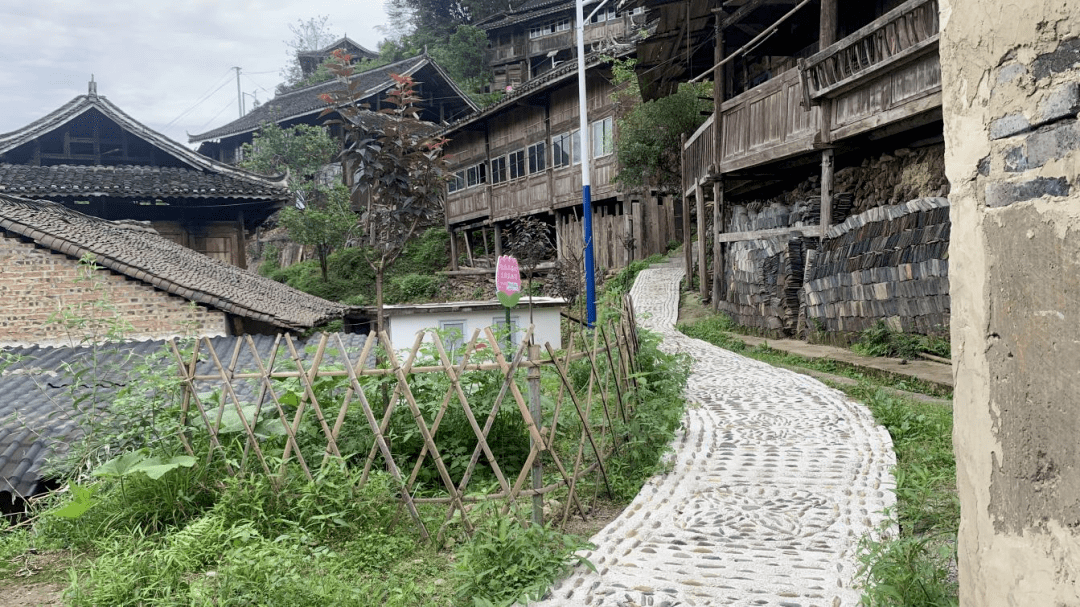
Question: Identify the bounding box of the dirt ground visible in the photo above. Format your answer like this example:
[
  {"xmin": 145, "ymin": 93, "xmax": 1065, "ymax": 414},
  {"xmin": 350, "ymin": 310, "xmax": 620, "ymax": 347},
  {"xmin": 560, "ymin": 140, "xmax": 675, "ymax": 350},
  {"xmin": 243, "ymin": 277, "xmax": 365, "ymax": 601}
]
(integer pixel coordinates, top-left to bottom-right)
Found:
[{"xmin": 1, "ymin": 551, "xmax": 69, "ymax": 606}]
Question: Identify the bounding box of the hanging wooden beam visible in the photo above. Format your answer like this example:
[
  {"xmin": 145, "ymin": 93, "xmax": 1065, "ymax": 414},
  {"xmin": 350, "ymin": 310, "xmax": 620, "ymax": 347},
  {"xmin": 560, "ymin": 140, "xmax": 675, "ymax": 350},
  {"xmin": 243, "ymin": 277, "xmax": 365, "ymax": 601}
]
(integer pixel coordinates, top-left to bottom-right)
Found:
[{"xmin": 691, "ymin": 0, "xmax": 814, "ymax": 83}]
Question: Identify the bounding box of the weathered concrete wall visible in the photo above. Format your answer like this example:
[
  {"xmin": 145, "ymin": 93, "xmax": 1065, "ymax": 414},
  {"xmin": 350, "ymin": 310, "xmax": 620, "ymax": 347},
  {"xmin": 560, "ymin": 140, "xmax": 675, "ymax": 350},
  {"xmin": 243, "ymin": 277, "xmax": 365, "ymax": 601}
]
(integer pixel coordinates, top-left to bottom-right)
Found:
[
  {"xmin": 940, "ymin": 1, "xmax": 1080, "ymax": 605},
  {"xmin": 0, "ymin": 234, "xmax": 229, "ymax": 346}
]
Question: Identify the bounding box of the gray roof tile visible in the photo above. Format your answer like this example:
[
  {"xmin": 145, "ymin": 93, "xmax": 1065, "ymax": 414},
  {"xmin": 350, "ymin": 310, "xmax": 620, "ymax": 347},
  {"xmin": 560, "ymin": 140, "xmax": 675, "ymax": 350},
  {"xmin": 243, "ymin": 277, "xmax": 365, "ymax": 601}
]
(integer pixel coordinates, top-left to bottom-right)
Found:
[{"xmin": 0, "ymin": 193, "xmax": 351, "ymax": 331}]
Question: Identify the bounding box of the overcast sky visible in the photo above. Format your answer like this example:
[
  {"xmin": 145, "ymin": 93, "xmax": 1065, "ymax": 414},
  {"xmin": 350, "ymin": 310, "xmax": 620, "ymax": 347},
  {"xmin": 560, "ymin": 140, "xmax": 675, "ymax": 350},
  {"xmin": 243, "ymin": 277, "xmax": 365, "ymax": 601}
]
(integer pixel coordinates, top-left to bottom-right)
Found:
[{"xmin": 0, "ymin": 2, "xmax": 390, "ymax": 148}]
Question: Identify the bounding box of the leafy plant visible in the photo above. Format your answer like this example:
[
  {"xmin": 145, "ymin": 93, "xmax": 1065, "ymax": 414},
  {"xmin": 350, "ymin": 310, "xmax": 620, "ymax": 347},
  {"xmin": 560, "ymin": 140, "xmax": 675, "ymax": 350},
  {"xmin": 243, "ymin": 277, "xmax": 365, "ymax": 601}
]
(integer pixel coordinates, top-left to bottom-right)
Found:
[
  {"xmin": 321, "ymin": 53, "xmax": 449, "ymax": 335},
  {"xmin": 453, "ymin": 507, "xmax": 595, "ymax": 606},
  {"xmin": 851, "ymin": 320, "xmax": 951, "ymax": 359}
]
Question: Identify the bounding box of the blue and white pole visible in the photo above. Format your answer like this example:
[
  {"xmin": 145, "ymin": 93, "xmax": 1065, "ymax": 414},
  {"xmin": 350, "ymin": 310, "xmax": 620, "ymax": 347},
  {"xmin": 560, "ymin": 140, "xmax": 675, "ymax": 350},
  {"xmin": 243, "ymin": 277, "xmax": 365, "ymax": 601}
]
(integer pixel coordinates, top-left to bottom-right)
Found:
[{"xmin": 575, "ymin": 0, "xmax": 598, "ymax": 327}]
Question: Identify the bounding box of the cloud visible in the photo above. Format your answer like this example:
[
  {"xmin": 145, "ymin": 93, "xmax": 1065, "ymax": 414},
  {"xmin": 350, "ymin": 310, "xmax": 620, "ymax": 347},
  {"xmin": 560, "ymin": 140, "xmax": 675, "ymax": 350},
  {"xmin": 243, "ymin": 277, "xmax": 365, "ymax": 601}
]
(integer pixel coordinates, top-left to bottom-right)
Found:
[{"xmin": 0, "ymin": 1, "xmax": 388, "ymax": 147}]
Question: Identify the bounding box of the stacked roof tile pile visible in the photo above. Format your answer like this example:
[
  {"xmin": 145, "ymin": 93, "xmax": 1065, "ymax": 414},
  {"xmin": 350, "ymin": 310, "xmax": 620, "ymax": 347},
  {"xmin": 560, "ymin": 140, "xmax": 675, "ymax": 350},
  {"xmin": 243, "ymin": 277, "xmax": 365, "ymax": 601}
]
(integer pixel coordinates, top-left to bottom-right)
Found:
[
  {"xmin": 801, "ymin": 197, "xmax": 951, "ymax": 335},
  {"xmin": 0, "ymin": 333, "xmax": 369, "ymax": 504},
  {"xmin": 0, "ymin": 194, "xmax": 350, "ymax": 330},
  {"xmin": 0, "ymin": 164, "xmax": 287, "ymax": 200}
]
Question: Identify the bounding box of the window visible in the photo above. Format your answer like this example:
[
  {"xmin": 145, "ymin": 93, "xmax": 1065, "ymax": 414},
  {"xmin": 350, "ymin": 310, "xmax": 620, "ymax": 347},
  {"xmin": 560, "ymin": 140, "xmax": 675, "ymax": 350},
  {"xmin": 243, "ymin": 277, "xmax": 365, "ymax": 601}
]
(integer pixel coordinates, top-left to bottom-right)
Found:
[
  {"xmin": 493, "ymin": 316, "xmax": 520, "ymax": 348},
  {"xmin": 591, "ymin": 116, "xmax": 614, "ymax": 158},
  {"xmin": 439, "ymin": 320, "xmax": 466, "ymax": 355},
  {"xmin": 467, "ymin": 163, "xmax": 486, "ymax": 187},
  {"xmin": 552, "ymin": 131, "xmax": 581, "ymax": 168},
  {"xmin": 529, "ymin": 25, "xmax": 546, "ymax": 38},
  {"xmin": 448, "ymin": 170, "xmax": 466, "ymax": 193},
  {"xmin": 590, "ymin": 6, "xmax": 616, "ymax": 23},
  {"xmin": 508, "ymin": 149, "xmax": 526, "ymax": 180},
  {"xmin": 528, "ymin": 141, "xmax": 546, "ymax": 174},
  {"xmin": 491, "ymin": 156, "xmax": 507, "ymax": 184},
  {"xmin": 555, "ymin": 18, "xmax": 571, "ymax": 32},
  {"xmin": 552, "ymin": 132, "xmax": 572, "ymax": 168},
  {"xmin": 531, "ymin": 18, "xmax": 571, "ymax": 38}
]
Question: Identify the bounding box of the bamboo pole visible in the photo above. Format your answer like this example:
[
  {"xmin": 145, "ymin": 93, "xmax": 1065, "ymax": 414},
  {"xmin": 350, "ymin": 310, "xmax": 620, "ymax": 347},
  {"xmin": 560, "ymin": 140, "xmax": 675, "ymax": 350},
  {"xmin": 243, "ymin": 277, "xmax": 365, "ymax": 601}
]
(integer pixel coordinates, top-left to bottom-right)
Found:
[{"xmin": 242, "ymin": 335, "xmax": 314, "ymax": 483}]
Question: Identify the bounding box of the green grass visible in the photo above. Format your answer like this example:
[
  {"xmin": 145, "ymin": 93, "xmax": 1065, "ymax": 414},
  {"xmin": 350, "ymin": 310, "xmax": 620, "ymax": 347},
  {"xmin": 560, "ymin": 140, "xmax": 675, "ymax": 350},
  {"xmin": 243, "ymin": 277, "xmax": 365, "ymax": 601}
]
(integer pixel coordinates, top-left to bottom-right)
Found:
[
  {"xmin": 678, "ymin": 315, "xmax": 952, "ymax": 399},
  {"xmin": 677, "ymin": 311, "xmax": 958, "ymax": 606}
]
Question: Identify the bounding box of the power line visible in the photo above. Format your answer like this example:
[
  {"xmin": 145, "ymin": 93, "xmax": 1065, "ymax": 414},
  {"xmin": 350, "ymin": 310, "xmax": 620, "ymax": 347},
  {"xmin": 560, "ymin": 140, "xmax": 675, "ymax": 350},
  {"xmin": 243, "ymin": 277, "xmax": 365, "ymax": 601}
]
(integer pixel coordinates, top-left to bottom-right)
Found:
[
  {"xmin": 165, "ymin": 73, "xmax": 236, "ymax": 130},
  {"xmin": 198, "ymin": 99, "xmax": 239, "ymax": 131}
]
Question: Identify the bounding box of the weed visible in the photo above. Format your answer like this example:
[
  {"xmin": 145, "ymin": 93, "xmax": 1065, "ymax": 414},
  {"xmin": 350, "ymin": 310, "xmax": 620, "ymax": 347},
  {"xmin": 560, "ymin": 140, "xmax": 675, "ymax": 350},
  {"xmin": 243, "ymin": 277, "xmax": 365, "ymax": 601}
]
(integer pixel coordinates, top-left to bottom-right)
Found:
[
  {"xmin": 453, "ymin": 506, "xmax": 595, "ymax": 606},
  {"xmin": 852, "ymin": 321, "xmax": 951, "ymax": 359}
]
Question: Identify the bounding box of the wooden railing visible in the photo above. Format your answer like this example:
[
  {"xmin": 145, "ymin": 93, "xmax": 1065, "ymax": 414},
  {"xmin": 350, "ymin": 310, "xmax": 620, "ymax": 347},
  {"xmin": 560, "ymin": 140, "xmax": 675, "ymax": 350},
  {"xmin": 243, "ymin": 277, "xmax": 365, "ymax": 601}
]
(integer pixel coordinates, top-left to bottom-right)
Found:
[
  {"xmin": 804, "ymin": 0, "xmax": 939, "ymax": 99},
  {"xmin": 682, "ymin": 113, "xmax": 715, "ymax": 197},
  {"xmin": 718, "ymin": 67, "xmax": 821, "ymax": 173}
]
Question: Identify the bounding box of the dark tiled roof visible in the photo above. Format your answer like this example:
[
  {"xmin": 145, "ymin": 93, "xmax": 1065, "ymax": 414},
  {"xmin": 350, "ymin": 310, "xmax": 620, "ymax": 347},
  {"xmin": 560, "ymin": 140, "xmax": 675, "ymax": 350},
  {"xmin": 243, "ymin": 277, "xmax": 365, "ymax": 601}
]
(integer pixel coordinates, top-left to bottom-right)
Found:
[
  {"xmin": 0, "ymin": 164, "xmax": 288, "ymax": 201},
  {"xmin": 0, "ymin": 194, "xmax": 351, "ymax": 331},
  {"xmin": 0, "ymin": 93, "xmax": 289, "ymax": 197},
  {"xmin": 297, "ymin": 36, "xmax": 377, "ymax": 60},
  {"xmin": 0, "ymin": 333, "xmax": 369, "ymax": 501},
  {"xmin": 190, "ymin": 55, "xmax": 477, "ymax": 143},
  {"xmin": 477, "ymin": 0, "xmax": 572, "ymax": 29}
]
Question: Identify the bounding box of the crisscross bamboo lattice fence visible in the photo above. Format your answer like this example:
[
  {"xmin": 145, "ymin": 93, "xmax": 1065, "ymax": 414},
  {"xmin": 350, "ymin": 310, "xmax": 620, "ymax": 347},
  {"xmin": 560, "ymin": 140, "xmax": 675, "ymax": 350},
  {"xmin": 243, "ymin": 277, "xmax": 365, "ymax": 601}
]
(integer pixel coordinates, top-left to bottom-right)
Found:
[{"xmin": 168, "ymin": 297, "xmax": 641, "ymax": 541}]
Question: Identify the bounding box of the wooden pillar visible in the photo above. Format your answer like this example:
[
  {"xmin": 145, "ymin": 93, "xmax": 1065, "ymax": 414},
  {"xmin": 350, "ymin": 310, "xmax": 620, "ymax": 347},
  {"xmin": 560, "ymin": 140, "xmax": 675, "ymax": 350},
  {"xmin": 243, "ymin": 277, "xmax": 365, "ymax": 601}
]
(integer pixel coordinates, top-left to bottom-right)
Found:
[
  {"xmin": 712, "ymin": 178, "xmax": 724, "ymax": 309},
  {"xmin": 682, "ymin": 192, "xmax": 693, "ymax": 285},
  {"xmin": 464, "ymin": 229, "xmax": 475, "ymax": 267},
  {"xmin": 481, "ymin": 226, "xmax": 491, "ymax": 264},
  {"xmin": 695, "ymin": 181, "xmax": 708, "ymax": 300},
  {"xmin": 632, "ymin": 195, "xmax": 644, "ymax": 261},
  {"xmin": 821, "ymin": 149, "xmax": 834, "ymax": 239},
  {"xmin": 449, "ymin": 228, "xmax": 459, "ymax": 271},
  {"xmin": 820, "ymin": 0, "xmax": 839, "ymax": 48},
  {"xmin": 494, "ymin": 223, "xmax": 504, "ymax": 257}
]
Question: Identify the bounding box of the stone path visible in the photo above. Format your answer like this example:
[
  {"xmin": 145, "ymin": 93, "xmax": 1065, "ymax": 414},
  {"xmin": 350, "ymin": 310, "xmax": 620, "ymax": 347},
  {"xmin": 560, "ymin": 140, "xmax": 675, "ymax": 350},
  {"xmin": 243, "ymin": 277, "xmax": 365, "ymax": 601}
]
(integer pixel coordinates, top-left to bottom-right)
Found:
[{"xmin": 532, "ymin": 260, "xmax": 896, "ymax": 607}]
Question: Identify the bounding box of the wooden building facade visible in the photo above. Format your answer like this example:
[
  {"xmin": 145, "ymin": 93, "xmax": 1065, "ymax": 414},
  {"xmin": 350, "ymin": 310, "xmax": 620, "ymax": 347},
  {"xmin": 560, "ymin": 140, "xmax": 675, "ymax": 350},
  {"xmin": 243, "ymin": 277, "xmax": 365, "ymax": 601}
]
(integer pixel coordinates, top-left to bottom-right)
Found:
[
  {"xmin": 635, "ymin": 0, "xmax": 943, "ymax": 304},
  {"xmin": 477, "ymin": 0, "xmax": 647, "ymax": 91},
  {"xmin": 442, "ymin": 52, "xmax": 677, "ymax": 272}
]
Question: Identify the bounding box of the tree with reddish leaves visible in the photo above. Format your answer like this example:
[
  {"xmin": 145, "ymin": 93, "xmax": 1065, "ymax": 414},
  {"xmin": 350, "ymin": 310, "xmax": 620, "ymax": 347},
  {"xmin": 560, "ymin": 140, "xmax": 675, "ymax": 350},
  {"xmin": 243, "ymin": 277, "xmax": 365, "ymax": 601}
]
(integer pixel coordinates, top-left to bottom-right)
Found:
[{"xmin": 319, "ymin": 50, "xmax": 449, "ymax": 336}]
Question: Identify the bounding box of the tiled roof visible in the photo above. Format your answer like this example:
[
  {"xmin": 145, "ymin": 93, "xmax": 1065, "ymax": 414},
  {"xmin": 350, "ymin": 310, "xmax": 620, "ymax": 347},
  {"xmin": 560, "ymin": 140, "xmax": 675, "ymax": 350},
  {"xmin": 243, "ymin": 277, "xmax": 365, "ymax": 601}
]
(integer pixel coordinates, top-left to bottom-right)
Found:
[
  {"xmin": 0, "ymin": 333, "xmax": 369, "ymax": 501},
  {"xmin": 0, "ymin": 164, "xmax": 288, "ymax": 201},
  {"xmin": 0, "ymin": 92, "xmax": 289, "ymax": 196},
  {"xmin": 190, "ymin": 55, "xmax": 477, "ymax": 143},
  {"xmin": 477, "ymin": 0, "xmax": 572, "ymax": 29},
  {"xmin": 297, "ymin": 36, "xmax": 377, "ymax": 60},
  {"xmin": 0, "ymin": 194, "xmax": 351, "ymax": 331}
]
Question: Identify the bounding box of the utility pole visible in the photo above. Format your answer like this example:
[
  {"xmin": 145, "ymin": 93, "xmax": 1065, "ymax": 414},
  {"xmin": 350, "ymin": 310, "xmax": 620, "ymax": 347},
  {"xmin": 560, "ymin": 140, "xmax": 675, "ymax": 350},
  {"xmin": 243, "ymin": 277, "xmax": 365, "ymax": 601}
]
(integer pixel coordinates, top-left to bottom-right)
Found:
[
  {"xmin": 576, "ymin": 0, "xmax": 610, "ymax": 328},
  {"xmin": 233, "ymin": 66, "xmax": 243, "ymax": 117}
]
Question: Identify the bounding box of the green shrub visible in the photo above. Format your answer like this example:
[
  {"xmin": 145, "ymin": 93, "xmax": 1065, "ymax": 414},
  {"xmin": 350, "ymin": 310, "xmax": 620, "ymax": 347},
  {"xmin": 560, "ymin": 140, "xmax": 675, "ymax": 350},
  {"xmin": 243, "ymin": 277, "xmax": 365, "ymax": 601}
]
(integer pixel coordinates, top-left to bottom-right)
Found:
[
  {"xmin": 388, "ymin": 273, "xmax": 443, "ymax": 303},
  {"xmin": 852, "ymin": 321, "xmax": 951, "ymax": 359},
  {"xmin": 453, "ymin": 509, "xmax": 594, "ymax": 606}
]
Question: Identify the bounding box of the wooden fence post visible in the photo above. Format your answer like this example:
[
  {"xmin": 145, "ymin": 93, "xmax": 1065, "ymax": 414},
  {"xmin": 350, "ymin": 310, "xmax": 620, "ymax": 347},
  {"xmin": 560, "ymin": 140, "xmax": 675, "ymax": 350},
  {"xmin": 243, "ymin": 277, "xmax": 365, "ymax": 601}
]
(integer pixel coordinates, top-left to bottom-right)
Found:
[{"xmin": 528, "ymin": 343, "xmax": 543, "ymax": 525}]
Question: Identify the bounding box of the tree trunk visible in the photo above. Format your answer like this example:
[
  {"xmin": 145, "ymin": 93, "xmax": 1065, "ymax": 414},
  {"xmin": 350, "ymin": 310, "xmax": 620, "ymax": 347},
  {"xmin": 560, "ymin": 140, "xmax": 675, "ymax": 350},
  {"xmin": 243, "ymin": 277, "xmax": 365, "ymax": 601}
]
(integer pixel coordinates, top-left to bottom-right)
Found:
[{"xmin": 375, "ymin": 263, "xmax": 385, "ymax": 338}]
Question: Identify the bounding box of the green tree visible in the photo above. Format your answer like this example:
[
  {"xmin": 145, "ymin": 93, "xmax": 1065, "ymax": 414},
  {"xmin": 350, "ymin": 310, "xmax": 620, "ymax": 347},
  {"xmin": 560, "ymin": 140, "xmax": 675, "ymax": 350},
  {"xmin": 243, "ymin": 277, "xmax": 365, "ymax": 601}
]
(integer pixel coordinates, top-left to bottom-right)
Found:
[
  {"xmin": 320, "ymin": 51, "xmax": 448, "ymax": 335},
  {"xmin": 608, "ymin": 57, "xmax": 713, "ymax": 193},
  {"xmin": 240, "ymin": 123, "xmax": 356, "ymax": 281},
  {"xmin": 280, "ymin": 16, "xmax": 338, "ymax": 90}
]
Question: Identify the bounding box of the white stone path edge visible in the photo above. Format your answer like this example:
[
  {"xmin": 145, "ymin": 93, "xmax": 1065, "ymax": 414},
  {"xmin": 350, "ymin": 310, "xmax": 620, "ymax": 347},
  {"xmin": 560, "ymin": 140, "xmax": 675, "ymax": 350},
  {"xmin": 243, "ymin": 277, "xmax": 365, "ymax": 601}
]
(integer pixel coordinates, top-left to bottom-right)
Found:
[{"xmin": 529, "ymin": 259, "xmax": 896, "ymax": 607}]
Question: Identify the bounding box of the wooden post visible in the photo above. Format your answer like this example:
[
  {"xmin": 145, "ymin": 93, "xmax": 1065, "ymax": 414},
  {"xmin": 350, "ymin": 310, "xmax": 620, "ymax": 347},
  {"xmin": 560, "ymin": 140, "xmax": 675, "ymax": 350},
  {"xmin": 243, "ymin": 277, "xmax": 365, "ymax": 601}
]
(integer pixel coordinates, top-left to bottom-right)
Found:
[
  {"xmin": 821, "ymin": 149, "xmax": 834, "ymax": 240},
  {"xmin": 494, "ymin": 223, "xmax": 504, "ymax": 257},
  {"xmin": 449, "ymin": 228, "xmax": 459, "ymax": 271},
  {"xmin": 712, "ymin": 178, "xmax": 724, "ymax": 308},
  {"xmin": 464, "ymin": 229, "xmax": 475, "ymax": 267},
  {"xmin": 481, "ymin": 226, "xmax": 491, "ymax": 264},
  {"xmin": 683, "ymin": 191, "xmax": 693, "ymax": 284},
  {"xmin": 820, "ymin": 0, "xmax": 839, "ymax": 48},
  {"xmin": 632, "ymin": 196, "xmax": 643, "ymax": 261},
  {"xmin": 528, "ymin": 344, "xmax": 543, "ymax": 525},
  {"xmin": 695, "ymin": 181, "xmax": 708, "ymax": 301}
]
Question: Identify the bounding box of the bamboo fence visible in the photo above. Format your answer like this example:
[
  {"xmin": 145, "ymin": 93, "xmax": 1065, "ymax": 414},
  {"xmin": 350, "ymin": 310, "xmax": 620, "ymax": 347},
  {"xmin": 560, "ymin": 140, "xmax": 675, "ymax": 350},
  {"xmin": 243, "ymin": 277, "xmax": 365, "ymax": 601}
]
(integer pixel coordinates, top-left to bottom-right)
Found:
[{"xmin": 168, "ymin": 296, "xmax": 642, "ymax": 540}]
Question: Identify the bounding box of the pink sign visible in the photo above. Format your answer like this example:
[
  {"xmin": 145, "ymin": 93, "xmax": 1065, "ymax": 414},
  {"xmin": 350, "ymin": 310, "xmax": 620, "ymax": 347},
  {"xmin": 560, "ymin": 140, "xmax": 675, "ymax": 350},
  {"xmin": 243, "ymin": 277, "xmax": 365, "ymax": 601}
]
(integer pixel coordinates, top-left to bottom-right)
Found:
[{"xmin": 495, "ymin": 255, "xmax": 521, "ymax": 296}]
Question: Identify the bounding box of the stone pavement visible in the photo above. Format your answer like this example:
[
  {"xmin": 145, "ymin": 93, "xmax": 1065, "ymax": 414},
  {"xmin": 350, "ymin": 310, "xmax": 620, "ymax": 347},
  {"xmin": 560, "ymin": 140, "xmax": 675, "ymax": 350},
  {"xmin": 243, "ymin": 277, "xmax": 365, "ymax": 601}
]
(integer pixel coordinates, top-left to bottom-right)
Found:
[{"xmin": 531, "ymin": 260, "xmax": 896, "ymax": 607}]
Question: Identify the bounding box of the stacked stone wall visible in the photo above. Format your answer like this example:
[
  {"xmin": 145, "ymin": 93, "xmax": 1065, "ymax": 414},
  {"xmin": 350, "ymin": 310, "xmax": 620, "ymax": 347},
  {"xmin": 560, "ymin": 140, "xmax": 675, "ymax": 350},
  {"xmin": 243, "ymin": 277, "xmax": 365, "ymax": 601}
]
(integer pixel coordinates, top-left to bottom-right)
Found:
[
  {"xmin": 802, "ymin": 198, "xmax": 951, "ymax": 338},
  {"xmin": 0, "ymin": 234, "xmax": 229, "ymax": 346}
]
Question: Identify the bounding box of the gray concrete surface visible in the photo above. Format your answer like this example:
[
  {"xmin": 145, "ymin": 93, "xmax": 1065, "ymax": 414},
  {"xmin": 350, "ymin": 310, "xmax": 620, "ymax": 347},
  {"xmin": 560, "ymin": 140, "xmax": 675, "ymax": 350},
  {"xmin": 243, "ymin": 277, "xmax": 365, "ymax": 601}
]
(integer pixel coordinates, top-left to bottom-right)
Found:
[{"xmin": 531, "ymin": 260, "xmax": 896, "ymax": 606}]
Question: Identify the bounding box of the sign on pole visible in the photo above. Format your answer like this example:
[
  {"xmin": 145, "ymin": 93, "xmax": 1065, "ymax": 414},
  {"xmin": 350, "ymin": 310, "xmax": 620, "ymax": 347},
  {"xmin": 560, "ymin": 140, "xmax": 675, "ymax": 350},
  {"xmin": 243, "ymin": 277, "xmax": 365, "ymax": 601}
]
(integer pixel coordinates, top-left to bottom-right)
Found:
[{"xmin": 495, "ymin": 255, "xmax": 522, "ymax": 303}]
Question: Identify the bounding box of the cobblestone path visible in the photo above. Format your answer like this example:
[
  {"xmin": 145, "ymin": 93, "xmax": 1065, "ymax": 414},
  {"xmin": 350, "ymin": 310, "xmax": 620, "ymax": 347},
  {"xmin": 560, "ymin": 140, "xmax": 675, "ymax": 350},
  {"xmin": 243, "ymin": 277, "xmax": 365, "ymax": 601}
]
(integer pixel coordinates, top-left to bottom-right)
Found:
[{"xmin": 532, "ymin": 260, "xmax": 896, "ymax": 607}]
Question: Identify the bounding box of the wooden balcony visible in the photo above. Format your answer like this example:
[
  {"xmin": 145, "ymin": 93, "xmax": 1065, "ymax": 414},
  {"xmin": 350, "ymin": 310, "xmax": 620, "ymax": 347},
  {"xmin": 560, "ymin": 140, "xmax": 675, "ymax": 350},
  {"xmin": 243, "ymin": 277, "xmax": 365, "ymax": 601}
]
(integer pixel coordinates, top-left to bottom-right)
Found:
[
  {"xmin": 719, "ymin": 67, "xmax": 822, "ymax": 174},
  {"xmin": 681, "ymin": 0, "xmax": 941, "ymax": 191},
  {"xmin": 804, "ymin": 0, "xmax": 939, "ymax": 100},
  {"xmin": 682, "ymin": 114, "xmax": 715, "ymax": 197}
]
